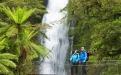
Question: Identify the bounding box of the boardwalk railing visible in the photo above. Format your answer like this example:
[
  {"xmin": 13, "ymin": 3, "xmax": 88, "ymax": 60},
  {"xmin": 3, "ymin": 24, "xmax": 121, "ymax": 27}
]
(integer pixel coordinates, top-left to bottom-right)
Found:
[{"xmin": 32, "ymin": 60, "xmax": 121, "ymax": 75}]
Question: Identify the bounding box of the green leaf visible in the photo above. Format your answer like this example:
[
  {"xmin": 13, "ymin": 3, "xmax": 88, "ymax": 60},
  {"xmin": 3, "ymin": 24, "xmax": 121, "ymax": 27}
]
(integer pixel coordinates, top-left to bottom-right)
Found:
[
  {"xmin": 6, "ymin": 25, "xmax": 18, "ymax": 37},
  {"xmin": 3, "ymin": 5, "xmax": 36, "ymax": 24},
  {"xmin": 0, "ymin": 53, "xmax": 18, "ymax": 60},
  {"xmin": 30, "ymin": 42, "xmax": 46, "ymax": 56},
  {"xmin": 0, "ymin": 63, "xmax": 9, "ymax": 74},
  {"xmin": 0, "ymin": 59, "xmax": 16, "ymax": 68}
]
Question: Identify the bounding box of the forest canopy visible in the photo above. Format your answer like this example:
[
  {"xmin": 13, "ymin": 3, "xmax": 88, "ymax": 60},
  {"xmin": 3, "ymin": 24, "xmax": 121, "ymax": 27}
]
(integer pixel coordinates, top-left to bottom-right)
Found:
[{"xmin": 67, "ymin": 0, "xmax": 121, "ymax": 60}]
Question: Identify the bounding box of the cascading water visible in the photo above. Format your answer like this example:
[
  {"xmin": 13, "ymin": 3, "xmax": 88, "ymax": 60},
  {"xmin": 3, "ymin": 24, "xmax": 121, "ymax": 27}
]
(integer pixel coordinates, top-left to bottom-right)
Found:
[{"xmin": 40, "ymin": 0, "xmax": 69, "ymax": 74}]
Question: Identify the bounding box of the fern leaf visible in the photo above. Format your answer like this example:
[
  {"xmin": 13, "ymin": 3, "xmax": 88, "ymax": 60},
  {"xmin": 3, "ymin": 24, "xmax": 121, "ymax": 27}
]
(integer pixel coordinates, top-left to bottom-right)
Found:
[
  {"xmin": 21, "ymin": 8, "xmax": 36, "ymax": 24},
  {"xmin": 30, "ymin": 42, "xmax": 46, "ymax": 56},
  {"xmin": 0, "ymin": 63, "xmax": 9, "ymax": 74},
  {"xmin": 0, "ymin": 25, "xmax": 9, "ymax": 35},
  {"xmin": 3, "ymin": 6, "xmax": 16, "ymax": 23},
  {"xmin": 0, "ymin": 53, "xmax": 17, "ymax": 60},
  {"xmin": 0, "ymin": 59, "xmax": 16, "ymax": 68},
  {"xmin": 6, "ymin": 25, "xmax": 18, "ymax": 37},
  {"xmin": 0, "ymin": 38, "xmax": 6, "ymax": 45}
]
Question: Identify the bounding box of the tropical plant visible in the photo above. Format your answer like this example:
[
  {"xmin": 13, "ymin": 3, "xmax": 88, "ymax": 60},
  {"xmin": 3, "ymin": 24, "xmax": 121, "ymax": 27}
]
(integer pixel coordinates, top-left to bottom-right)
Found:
[
  {"xmin": 0, "ymin": 53, "xmax": 17, "ymax": 75},
  {"xmin": 0, "ymin": 0, "xmax": 47, "ymax": 24},
  {"xmin": 3, "ymin": 6, "xmax": 36, "ymax": 24},
  {"xmin": 0, "ymin": 5, "xmax": 48, "ymax": 74}
]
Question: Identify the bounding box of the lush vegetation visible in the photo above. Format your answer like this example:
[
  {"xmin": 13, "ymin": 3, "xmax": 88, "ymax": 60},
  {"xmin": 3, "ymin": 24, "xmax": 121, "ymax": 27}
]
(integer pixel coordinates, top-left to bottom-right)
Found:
[
  {"xmin": 0, "ymin": 53, "xmax": 17, "ymax": 74},
  {"xmin": 1, "ymin": 0, "xmax": 121, "ymax": 74},
  {"xmin": 0, "ymin": 0, "xmax": 48, "ymax": 74},
  {"xmin": 67, "ymin": 0, "xmax": 121, "ymax": 60},
  {"xmin": 67, "ymin": 0, "xmax": 121, "ymax": 75}
]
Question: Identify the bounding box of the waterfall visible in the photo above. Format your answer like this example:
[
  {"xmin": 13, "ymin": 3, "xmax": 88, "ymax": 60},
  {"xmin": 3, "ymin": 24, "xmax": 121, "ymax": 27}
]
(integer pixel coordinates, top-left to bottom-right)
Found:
[{"xmin": 40, "ymin": 0, "xmax": 69, "ymax": 74}]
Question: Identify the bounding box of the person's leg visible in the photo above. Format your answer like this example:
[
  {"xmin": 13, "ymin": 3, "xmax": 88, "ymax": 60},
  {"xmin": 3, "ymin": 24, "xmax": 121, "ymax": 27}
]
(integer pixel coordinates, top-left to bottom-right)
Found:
[
  {"xmin": 75, "ymin": 63, "xmax": 79, "ymax": 75},
  {"xmin": 71, "ymin": 63, "xmax": 74, "ymax": 75},
  {"xmin": 73, "ymin": 63, "xmax": 76, "ymax": 75},
  {"xmin": 82, "ymin": 62, "xmax": 86, "ymax": 75}
]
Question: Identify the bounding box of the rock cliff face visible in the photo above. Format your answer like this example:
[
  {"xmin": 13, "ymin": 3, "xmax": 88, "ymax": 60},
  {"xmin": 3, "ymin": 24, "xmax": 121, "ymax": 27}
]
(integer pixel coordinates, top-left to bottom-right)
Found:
[
  {"xmin": 40, "ymin": 0, "xmax": 48, "ymax": 22},
  {"xmin": 44, "ymin": 0, "xmax": 48, "ymax": 7}
]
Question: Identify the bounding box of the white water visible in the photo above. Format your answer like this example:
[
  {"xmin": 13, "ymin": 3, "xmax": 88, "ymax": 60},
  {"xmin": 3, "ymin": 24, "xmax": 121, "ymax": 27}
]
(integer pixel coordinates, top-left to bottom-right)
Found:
[{"xmin": 40, "ymin": 0, "xmax": 69, "ymax": 74}]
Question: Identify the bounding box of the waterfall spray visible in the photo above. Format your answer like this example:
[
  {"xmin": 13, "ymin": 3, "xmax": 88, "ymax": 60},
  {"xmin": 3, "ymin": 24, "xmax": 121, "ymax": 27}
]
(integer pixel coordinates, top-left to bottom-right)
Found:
[{"xmin": 40, "ymin": 0, "xmax": 69, "ymax": 74}]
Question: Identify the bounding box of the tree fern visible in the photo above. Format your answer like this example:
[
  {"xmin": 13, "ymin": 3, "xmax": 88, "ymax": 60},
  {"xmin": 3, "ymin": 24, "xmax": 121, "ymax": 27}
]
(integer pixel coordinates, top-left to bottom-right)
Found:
[
  {"xmin": 0, "ymin": 53, "xmax": 17, "ymax": 74},
  {"xmin": 0, "ymin": 64, "xmax": 9, "ymax": 74},
  {"xmin": 30, "ymin": 42, "xmax": 46, "ymax": 56},
  {"xmin": 1, "ymin": 5, "xmax": 48, "ymax": 74},
  {"xmin": 0, "ymin": 38, "xmax": 7, "ymax": 51},
  {"xmin": 3, "ymin": 6, "xmax": 36, "ymax": 24},
  {"xmin": 6, "ymin": 25, "xmax": 18, "ymax": 37}
]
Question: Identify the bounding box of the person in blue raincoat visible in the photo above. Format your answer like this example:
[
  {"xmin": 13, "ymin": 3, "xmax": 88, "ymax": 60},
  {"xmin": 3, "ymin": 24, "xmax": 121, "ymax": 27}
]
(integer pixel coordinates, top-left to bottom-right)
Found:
[
  {"xmin": 70, "ymin": 50, "xmax": 79, "ymax": 75},
  {"xmin": 79, "ymin": 47, "xmax": 88, "ymax": 75}
]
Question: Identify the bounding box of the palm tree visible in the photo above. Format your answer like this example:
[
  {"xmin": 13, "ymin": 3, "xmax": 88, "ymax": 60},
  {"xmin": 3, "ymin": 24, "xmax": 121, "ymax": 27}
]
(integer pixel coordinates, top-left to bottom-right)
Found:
[{"xmin": 1, "ymin": 6, "xmax": 48, "ymax": 74}]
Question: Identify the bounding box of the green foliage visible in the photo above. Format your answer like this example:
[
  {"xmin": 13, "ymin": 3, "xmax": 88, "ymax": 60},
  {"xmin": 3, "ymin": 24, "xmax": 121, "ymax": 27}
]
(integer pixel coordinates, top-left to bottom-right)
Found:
[
  {"xmin": 0, "ymin": 5, "xmax": 48, "ymax": 74},
  {"xmin": 91, "ymin": 18, "xmax": 121, "ymax": 59},
  {"xmin": 3, "ymin": 6, "xmax": 36, "ymax": 24},
  {"xmin": 0, "ymin": 0, "xmax": 48, "ymax": 74},
  {"xmin": 0, "ymin": 0, "xmax": 47, "ymax": 24},
  {"xmin": 0, "ymin": 53, "xmax": 17, "ymax": 74},
  {"xmin": 68, "ymin": 27, "xmax": 75, "ymax": 36},
  {"xmin": 2, "ymin": 5, "xmax": 47, "ymax": 57},
  {"xmin": 67, "ymin": 0, "xmax": 121, "ymax": 59}
]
